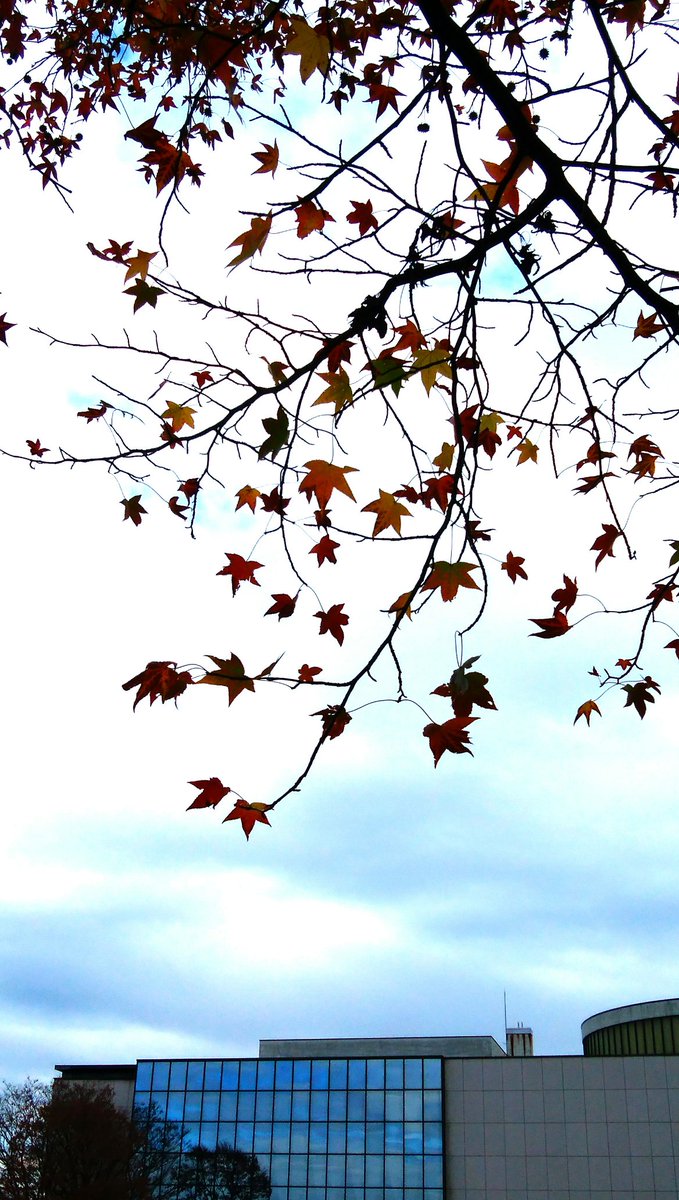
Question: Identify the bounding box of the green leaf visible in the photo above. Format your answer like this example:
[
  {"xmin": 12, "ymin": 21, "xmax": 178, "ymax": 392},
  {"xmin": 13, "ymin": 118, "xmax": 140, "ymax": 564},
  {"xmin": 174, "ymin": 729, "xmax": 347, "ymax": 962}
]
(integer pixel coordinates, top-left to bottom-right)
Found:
[{"xmin": 258, "ymin": 406, "xmax": 290, "ymax": 460}]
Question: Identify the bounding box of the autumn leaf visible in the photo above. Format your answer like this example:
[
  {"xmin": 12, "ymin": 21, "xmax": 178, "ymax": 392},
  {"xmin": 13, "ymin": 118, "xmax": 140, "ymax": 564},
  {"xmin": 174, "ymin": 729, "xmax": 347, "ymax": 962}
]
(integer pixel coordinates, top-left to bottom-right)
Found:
[
  {"xmin": 314, "ymin": 704, "xmax": 352, "ymax": 740},
  {"xmin": 121, "ymin": 495, "xmax": 147, "ymax": 525},
  {"xmin": 315, "ymin": 603, "xmax": 349, "ymax": 644},
  {"xmin": 420, "ymin": 474, "xmax": 455, "ymax": 512},
  {"xmin": 367, "ymin": 355, "xmax": 406, "ymax": 395},
  {"xmin": 313, "ymin": 369, "xmax": 353, "ymax": 414},
  {"xmin": 388, "ymin": 590, "xmax": 416, "ymax": 619},
  {"xmin": 260, "ymin": 487, "xmax": 289, "ymax": 515},
  {"xmin": 433, "ymin": 442, "xmax": 455, "ymax": 472},
  {"xmin": 122, "ymin": 660, "xmax": 193, "ymax": 709},
  {"xmin": 187, "ymin": 777, "xmax": 230, "ymax": 809},
  {"xmin": 161, "ymin": 400, "xmax": 196, "ymax": 432},
  {"xmin": 516, "ymin": 437, "xmax": 538, "ymax": 465},
  {"xmin": 529, "ymin": 611, "xmax": 570, "ymax": 638},
  {"xmin": 410, "ymin": 345, "xmax": 453, "ymax": 394},
  {"xmin": 298, "ymin": 664, "xmax": 322, "ymax": 682},
  {"xmin": 252, "ymin": 141, "xmax": 279, "ymax": 176},
  {"xmin": 423, "ymin": 561, "xmax": 480, "ymax": 602},
  {"xmin": 284, "ymin": 18, "xmax": 330, "ymax": 81},
  {"xmin": 295, "ymin": 200, "xmax": 334, "ymax": 238},
  {"xmin": 391, "ymin": 320, "xmax": 426, "ymax": 354},
  {"xmin": 228, "ymin": 213, "xmax": 272, "ymax": 267},
  {"xmin": 266, "ymin": 593, "xmax": 297, "ymax": 620},
  {"xmin": 169, "ymin": 496, "xmax": 189, "ymax": 518},
  {"xmin": 216, "ymin": 553, "xmax": 263, "ymax": 595},
  {"xmin": 432, "ymin": 657, "xmax": 496, "ymax": 718},
  {"xmin": 310, "ymin": 534, "xmax": 340, "ymax": 565},
  {"xmin": 665, "ymin": 638, "xmax": 679, "ymax": 658},
  {"xmin": 367, "ymin": 81, "xmax": 403, "ymax": 117},
  {"xmin": 574, "ymin": 700, "xmax": 601, "ymax": 726},
  {"xmin": 123, "ymin": 249, "xmax": 157, "ymax": 283},
  {"xmin": 299, "ymin": 460, "xmax": 357, "ymax": 508},
  {"xmin": 362, "ymin": 490, "xmax": 412, "ymax": 536},
  {"xmin": 235, "ymin": 485, "xmax": 261, "ymax": 513},
  {"xmin": 551, "ymin": 574, "xmax": 578, "ymax": 613},
  {"xmin": 501, "ymin": 552, "xmax": 527, "ymax": 583},
  {"xmin": 179, "ymin": 478, "xmax": 200, "ymax": 499},
  {"xmin": 192, "ymin": 369, "xmax": 214, "ymax": 388},
  {"xmin": 623, "ymin": 675, "xmax": 660, "ymax": 717},
  {"xmin": 77, "ymin": 402, "xmax": 108, "ymax": 422},
  {"xmin": 26, "ymin": 439, "xmax": 48, "ymax": 457},
  {"xmin": 124, "ymin": 279, "xmax": 164, "ymax": 311},
  {"xmin": 423, "ymin": 716, "xmax": 476, "ymax": 764},
  {"xmin": 325, "ymin": 339, "xmax": 354, "ymax": 372},
  {"xmin": 347, "ymin": 200, "xmax": 378, "ymax": 236},
  {"xmin": 0, "ymin": 313, "xmax": 15, "ymax": 344},
  {"xmin": 259, "ymin": 406, "xmax": 289, "ymax": 460},
  {"xmin": 223, "ymin": 798, "xmax": 272, "ymax": 839},
  {"xmin": 634, "ymin": 310, "xmax": 663, "ymax": 339},
  {"xmin": 591, "ymin": 523, "xmax": 621, "ymax": 569},
  {"xmin": 199, "ymin": 653, "xmax": 256, "ymax": 704}
]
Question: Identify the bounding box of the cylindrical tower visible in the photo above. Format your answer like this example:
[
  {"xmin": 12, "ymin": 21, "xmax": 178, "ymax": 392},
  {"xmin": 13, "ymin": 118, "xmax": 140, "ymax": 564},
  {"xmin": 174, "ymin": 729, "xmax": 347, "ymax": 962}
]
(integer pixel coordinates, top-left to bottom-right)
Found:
[{"xmin": 582, "ymin": 998, "xmax": 679, "ymax": 1056}]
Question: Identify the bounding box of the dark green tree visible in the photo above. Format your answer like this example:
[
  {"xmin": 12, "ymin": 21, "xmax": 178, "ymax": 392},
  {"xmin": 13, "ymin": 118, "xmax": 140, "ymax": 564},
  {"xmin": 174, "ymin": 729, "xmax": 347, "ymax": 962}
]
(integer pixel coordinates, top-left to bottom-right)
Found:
[{"xmin": 176, "ymin": 1144, "xmax": 271, "ymax": 1200}]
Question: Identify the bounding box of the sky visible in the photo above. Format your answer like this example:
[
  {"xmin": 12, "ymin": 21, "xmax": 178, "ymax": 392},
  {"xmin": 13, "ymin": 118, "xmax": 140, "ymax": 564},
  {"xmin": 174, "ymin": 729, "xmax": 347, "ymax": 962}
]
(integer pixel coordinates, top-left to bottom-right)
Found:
[{"xmin": 1, "ymin": 25, "xmax": 679, "ymax": 1085}]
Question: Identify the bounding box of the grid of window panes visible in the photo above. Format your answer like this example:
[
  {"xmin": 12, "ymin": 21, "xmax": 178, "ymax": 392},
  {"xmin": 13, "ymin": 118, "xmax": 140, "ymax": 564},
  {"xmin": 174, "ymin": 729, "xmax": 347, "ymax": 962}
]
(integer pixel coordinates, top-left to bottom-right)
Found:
[{"xmin": 134, "ymin": 1056, "xmax": 444, "ymax": 1200}]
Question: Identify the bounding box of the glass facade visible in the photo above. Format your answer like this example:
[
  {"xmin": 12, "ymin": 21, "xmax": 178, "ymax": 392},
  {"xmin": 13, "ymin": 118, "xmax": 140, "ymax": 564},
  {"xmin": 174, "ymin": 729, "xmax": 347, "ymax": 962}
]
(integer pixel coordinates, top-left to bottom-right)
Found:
[
  {"xmin": 584, "ymin": 1013, "xmax": 679, "ymax": 1056},
  {"xmin": 134, "ymin": 1056, "xmax": 444, "ymax": 1200}
]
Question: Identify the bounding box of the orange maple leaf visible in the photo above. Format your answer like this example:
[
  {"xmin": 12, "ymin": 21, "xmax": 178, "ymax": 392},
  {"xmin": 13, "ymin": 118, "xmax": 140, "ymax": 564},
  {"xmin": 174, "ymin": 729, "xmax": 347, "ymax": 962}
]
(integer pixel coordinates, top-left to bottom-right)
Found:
[
  {"xmin": 223, "ymin": 798, "xmax": 272, "ymax": 839},
  {"xmin": 299, "ymin": 460, "xmax": 357, "ymax": 508},
  {"xmin": 252, "ymin": 141, "xmax": 279, "ymax": 176},
  {"xmin": 574, "ymin": 700, "xmax": 601, "ymax": 726},
  {"xmin": 235, "ymin": 485, "xmax": 261, "ymax": 513},
  {"xmin": 228, "ymin": 213, "xmax": 272, "ymax": 266},
  {"xmin": 633, "ymin": 310, "xmax": 664, "ymax": 339},
  {"xmin": 295, "ymin": 199, "xmax": 334, "ymax": 238},
  {"xmin": 362, "ymin": 490, "xmax": 412, "ymax": 536},
  {"xmin": 423, "ymin": 561, "xmax": 480, "ymax": 602}
]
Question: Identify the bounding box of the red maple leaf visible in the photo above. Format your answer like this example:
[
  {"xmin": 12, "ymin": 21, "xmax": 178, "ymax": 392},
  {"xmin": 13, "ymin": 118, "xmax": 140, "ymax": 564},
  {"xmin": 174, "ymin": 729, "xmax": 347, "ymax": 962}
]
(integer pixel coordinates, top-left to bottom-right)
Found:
[
  {"xmin": 0, "ymin": 313, "xmax": 15, "ymax": 345},
  {"xmin": 179, "ymin": 478, "xmax": 200, "ymax": 499},
  {"xmin": 121, "ymin": 495, "xmax": 147, "ymax": 525},
  {"xmin": 294, "ymin": 199, "xmax": 334, "ymax": 238},
  {"xmin": 260, "ymin": 487, "xmax": 290, "ymax": 514},
  {"xmin": 192, "ymin": 369, "xmax": 214, "ymax": 388},
  {"xmin": 591, "ymin": 523, "xmax": 621, "ymax": 569},
  {"xmin": 315, "ymin": 603, "xmax": 349, "ymax": 645},
  {"xmin": 217, "ymin": 553, "xmax": 263, "ymax": 595},
  {"xmin": 169, "ymin": 496, "xmax": 189, "ymax": 519},
  {"xmin": 298, "ymin": 664, "xmax": 322, "ymax": 682},
  {"xmin": 313, "ymin": 704, "xmax": 352, "ymax": 740},
  {"xmin": 298, "ymin": 460, "xmax": 357, "ymax": 508},
  {"xmin": 77, "ymin": 402, "xmax": 108, "ymax": 421},
  {"xmin": 666, "ymin": 638, "xmax": 679, "ymax": 658},
  {"xmin": 623, "ymin": 676, "xmax": 660, "ymax": 718},
  {"xmin": 529, "ymin": 611, "xmax": 570, "ymax": 638},
  {"xmin": 501, "ymin": 552, "xmax": 527, "ymax": 583},
  {"xmin": 423, "ymin": 716, "xmax": 476, "ymax": 764},
  {"xmin": 122, "ymin": 661, "xmax": 193, "ymax": 710},
  {"xmin": 187, "ymin": 777, "xmax": 231, "ymax": 809},
  {"xmin": 420, "ymin": 474, "xmax": 456, "ymax": 512},
  {"xmin": 26, "ymin": 439, "xmax": 48, "ymax": 457},
  {"xmin": 310, "ymin": 534, "xmax": 340, "ymax": 566},
  {"xmin": 324, "ymin": 339, "xmax": 354, "ymax": 372},
  {"xmin": 347, "ymin": 199, "xmax": 378, "ymax": 236},
  {"xmin": 551, "ymin": 574, "xmax": 578, "ymax": 613},
  {"xmin": 265, "ymin": 593, "xmax": 298, "ymax": 620},
  {"xmin": 223, "ymin": 798, "xmax": 272, "ymax": 839}
]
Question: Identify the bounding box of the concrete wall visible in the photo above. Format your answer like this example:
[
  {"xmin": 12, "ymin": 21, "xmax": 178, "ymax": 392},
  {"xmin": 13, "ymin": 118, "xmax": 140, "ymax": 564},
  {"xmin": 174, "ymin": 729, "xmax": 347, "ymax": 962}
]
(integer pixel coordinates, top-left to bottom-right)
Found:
[
  {"xmin": 260, "ymin": 1036, "xmax": 506, "ymax": 1058},
  {"xmin": 444, "ymin": 1054, "xmax": 679, "ymax": 1199}
]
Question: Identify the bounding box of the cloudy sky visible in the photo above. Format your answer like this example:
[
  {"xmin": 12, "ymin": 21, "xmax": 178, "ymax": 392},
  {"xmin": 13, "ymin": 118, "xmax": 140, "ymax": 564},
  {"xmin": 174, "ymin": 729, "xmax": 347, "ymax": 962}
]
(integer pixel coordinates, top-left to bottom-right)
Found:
[{"xmin": 1, "ymin": 39, "xmax": 679, "ymax": 1085}]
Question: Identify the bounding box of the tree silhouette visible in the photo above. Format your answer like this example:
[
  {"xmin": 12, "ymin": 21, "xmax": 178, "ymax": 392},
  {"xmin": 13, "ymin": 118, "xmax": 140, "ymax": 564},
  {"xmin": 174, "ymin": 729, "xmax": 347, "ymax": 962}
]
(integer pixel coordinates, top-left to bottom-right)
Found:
[{"xmin": 176, "ymin": 1144, "xmax": 271, "ymax": 1200}]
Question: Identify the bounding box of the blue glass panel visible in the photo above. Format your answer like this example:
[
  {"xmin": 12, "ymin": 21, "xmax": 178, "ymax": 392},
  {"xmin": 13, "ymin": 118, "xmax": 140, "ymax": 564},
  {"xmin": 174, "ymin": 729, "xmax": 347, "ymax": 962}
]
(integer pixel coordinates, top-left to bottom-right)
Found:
[
  {"xmin": 327, "ymin": 1122, "xmax": 346, "ymax": 1152},
  {"xmin": 348, "ymin": 1059, "xmax": 367, "ymax": 1089},
  {"xmin": 367, "ymin": 1190, "xmax": 384, "ymax": 1200},
  {"xmin": 310, "ymin": 1091, "xmax": 328, "ymax": 1120},
  {"xmin": 150, "ymin": 1092, "xmax": 168, "ymax": 1117},
  {"xmin": 327, "ymin": 1190, "xmax": 345, "ymax": 1200},
  {"xmin": 366, "ymin": 1091, "xmax": 385, "ymax": 1120},
  {"xmin": 385, "ymin": 1157, "xmax": 403, "ymax": 1187},
  {"xmin": 276, "ymin": 1060, "xmax": 293, "ymax": 1088},
  {"xmin": 257, "ymin": 1060, "xmax": 275, "ymax": 1090},
  {"xmin": 152, "ymin": 1062, "xmax": 170, "ymax": 1090},
  {"xmin": 348, "ymin": 1091, "xmax": 366, "ymax": 1120},
  {"xmin": 135, "ymin": 1063, "xmax": 153, "ymax": 1091},
  {"xmin": 385, "ymin": 1060, "xmax": 403, "ymax": 1089},
  {"xmin": 240, "ymin": 1061, "xmax": 257, "ymax": 1090},
  {"xmin": 293, "ymin": 1059, "xmax": 311, "ymax": 1089},
  {"xmin": 308, "ymin": 1155, "xmax": 326, "ymax": 1185},
  {"xmin": 219, "ymin": 1093, "xmax": 238, "ymax": 1121},
  {"xmin": 184, "ymin": 1092, "xmax": 202, "ymax": 1121},
  {"xmin": 424, "ymin": 1190, "xmax": 443, "ymax": 1200},
  {"xmin": 186, "ymin": 1061, "xmax": 204, "ymax": 1090},
  {"xmin": 423, "ymin": 1122, "xmax": 442, "ymax": 1153},
  {"xmin": 404, "ymin": 1154, "xmax": 423, "ymax": 1186},
  {"xmin": 237, "ymin": 1092, "xmax": 255, "ymax": 1121},
  {"xmin": 168, "ymin": 1061, "xmax": 187, "ymax": 1090},
  {"xmin": 308, "ymin": 1188, "xmax": 326, "ymax": 1200},
  {"xmin": 218, "ymin": 1122, "xmax": 235, "ymax": 1146},
  {"xmin": 311, "ymin": 1060, "xmax": 329, "ymax": 1089},
  {"xmin": 183, "ymin": 1122, "xmax": 200, "ymax": 1148},
  {"xmin": 423, "ymin": 1060, "xmax": 441, "ymax": 1088},
  {"xmin": 327, "ymin": 1155, "xmax": 346, "ymax": 1186},
  {"xmin": 404, "ymin": 1092, "xmax": 423, "ymax": 1121},
  {"xmin": 270, "ymin": 1188, "xmax": 286, "ymax": 1200},
  {"xmin": 346, "ymin": 1122, "xmax": 365, "ymax": 1153},
  {"xmin": 423, "ymin": 1090, "xmax": 442, "ymax": 1120},
  {"xmin": 272, "ymin": 1122, "xmax": 290, "ymax": 1153},
  {"xmin": 404, "ymin": 1059, "xmax": 422, "ymax": 1089},
  {"xmin": 133, "ymin": 1091, "xmax": 151, "ymax": 1113},
  {"xmin": 205, "ymin": 1062, "xmax": 222, "ymax": 1089},
  {"xmin": 424, "ymin": 1155, "xmax": 443, "ymax": 1187},
  {"xmin": 199, "ymin": 1123, "xmax": 218, "ymax": 1150},
  {"xmin": 235, "ymin": 1122, "xmax": 254, "ymax": 1152},
  {"xmin": 254, "ymin": 1152, "xmax": 270, "ymax": 1177},
  {"xmin": 220, "ymin": 1061, "xmax": 239, "ymax": 1089},
  {"xmin": 202, "ymin": 1092, "xmax": 220, "ymax": 1121},
  {"xmin": 346, "ymin": 1158, "xmax": 364, "ymax": 1186},
  {"xmin": 366, "ymin": 1059, "xmax": 385, "ymax": 1089},
  {"xmin": 254, "ymin": 1122, "xmax": 272, "ymax": 1153},
  {"xmin": 385, "ymin": 1091, "xmax": 403, "ymax": 1121},
  {"xmin": 255, "ymin": 1091, "xmax": 274, "ymax": 1120},
  {"xmin": 329, "ymin": 1059, "xmax": 348, "ymax": 1089},
  {"xmin": 273, "ymin": 1091, "xmax": 292, "ymax": 1121},
  {"xmin": 291, "ymin": 1091, "xmax": 310, "ymax": 1120},
  {"xmin": 166, "ymin": 1093, "xmax": 184, "ymax": 1121},
  {"xmin": 404, "ymin": 1122, "xmax": 423, "ymax": 1153},
  {"xmin": 328, "ymin": 1092, "xmax": 346, "ymax": 1120},
  {"xmin": 366, "ymin": 1124, "xmax": 384, "ymax": 1152},
  {"xmin": 290, "ymin": 1122, "xmax": 309, "ymax": 1152},
  {"xmin": 309, "ymin": 1123, "xmax": 327, "ymax": 1152},
  {"xmin": 385, "ymin": 1122, "xmax": 403, "ymax": 1152},
  {"xmin": 289, "ymin": 1189, "xmax": 306, "ymax": 1200},
  {"xmin": 406, "ymin": 1190, "xmax": 424, "ymax": 1200},
  {"xmin": 270, "ymin": 1156, "xmax": 289, "ymax": 1186},
  {"xmin": 346, "ymin": 1189, "xmax": 364, "ymax": 1200},
  {"xmin": 366, "ymin": 1156, "xmax": 384, "ymax": 1186},
  {"xmin": 289, "ymin": 1154, "xmax": 307, "ymax": 1185}
]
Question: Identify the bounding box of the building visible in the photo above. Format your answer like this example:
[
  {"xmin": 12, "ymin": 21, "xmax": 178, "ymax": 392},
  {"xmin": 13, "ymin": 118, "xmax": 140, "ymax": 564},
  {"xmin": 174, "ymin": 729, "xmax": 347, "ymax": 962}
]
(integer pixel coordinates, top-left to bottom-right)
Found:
[{"xmin": 56, "ymin": 998, "xmax": 679, "ymax": 1200}]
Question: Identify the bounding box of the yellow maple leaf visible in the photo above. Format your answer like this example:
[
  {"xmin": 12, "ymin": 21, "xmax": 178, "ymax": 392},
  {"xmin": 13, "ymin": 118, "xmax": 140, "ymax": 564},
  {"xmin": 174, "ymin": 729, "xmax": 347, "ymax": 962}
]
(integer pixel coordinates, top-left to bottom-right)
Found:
[
  {"xmin": 516, "ymin": 437, "xmax": 538, "ymax": 465},
  {"xmin": 411, "ymin": 346, "xmax": 453, "ymax": 395},
  {"xmin": 284, "ymin": 19, "xmax": 330, "ymax": 82},
  {"xmin": 433, "ymin": 442, "xmax": 455, "ymax": 472},
  {"xmin": 162, "ymin": 400, "xmax": 197, "ymax": 432},
  {"xmin": 313, "ymin": 368, "xmax": 353, "ymax": 415}
]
